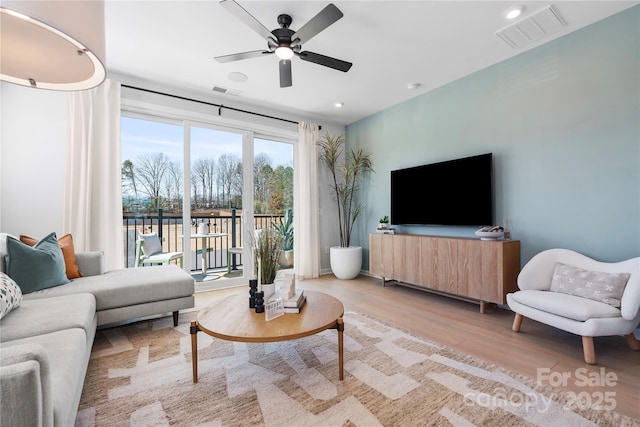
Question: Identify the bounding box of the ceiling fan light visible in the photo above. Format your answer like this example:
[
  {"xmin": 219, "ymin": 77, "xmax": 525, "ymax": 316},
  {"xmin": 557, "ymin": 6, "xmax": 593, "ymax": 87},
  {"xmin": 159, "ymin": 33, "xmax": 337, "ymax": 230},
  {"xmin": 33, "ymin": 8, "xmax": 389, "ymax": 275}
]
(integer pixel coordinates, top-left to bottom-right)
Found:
[{"xmin": 275, "ymin": 46, "xmax": 294, "ymax": 60}]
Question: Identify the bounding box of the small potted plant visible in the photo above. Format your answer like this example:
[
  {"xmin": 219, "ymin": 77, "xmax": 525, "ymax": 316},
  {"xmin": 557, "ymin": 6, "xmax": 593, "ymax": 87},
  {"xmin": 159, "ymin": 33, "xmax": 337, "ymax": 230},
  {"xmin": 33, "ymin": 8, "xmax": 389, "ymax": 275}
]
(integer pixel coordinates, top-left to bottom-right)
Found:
[
  {"xmin": 378, "ymin": 215, "xmax": 389, "ymax": 230},
  {"xmin": 255, "ymin": 227, "xmax": 282, "ymax": 299},
  {"xmin": 272, "ymin": 209, "xmax": 294, "ymax": 268}
]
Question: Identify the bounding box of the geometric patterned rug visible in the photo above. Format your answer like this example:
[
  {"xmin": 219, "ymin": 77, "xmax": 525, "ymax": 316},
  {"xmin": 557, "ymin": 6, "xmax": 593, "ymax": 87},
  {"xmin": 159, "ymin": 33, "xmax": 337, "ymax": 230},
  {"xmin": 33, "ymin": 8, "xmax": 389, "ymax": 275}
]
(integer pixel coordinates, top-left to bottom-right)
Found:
[{"xmin": 75, "ymin": 310, "xmax": 638, "ymax": 426}]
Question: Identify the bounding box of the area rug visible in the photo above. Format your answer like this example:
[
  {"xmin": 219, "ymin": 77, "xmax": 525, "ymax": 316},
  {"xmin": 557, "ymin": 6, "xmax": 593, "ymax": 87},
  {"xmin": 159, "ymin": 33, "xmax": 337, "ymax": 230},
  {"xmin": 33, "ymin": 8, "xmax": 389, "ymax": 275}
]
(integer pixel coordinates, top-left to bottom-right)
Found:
[{"xmin": 75, "ymin": 310, "xmax": 638, "ymax": 427}]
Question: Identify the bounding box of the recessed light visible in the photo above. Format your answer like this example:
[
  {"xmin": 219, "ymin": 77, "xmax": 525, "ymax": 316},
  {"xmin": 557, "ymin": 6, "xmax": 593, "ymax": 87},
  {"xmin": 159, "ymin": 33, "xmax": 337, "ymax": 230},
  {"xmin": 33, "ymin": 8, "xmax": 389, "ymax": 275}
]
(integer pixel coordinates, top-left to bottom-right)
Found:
[
  {"xmin": 407, "ymin": 82, "xmax": 421, "ymax": 90},
  {"xmin": 504, "ymin": 6, "xmax": 524, "ymax": 20},
  {"xmin": 227, "ymin": 72, "xmax": 248, "ymax": 83},
  {"xmin": 334, "ymin": 102, "xmax": 344, "ymax": 108}
]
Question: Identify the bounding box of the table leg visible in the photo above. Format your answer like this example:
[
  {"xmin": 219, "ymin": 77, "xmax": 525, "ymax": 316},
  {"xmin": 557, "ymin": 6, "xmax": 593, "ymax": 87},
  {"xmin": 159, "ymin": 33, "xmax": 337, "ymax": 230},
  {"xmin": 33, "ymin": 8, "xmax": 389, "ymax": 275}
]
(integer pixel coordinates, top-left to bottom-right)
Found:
[
  {"xmin": 190, "ymin": 321, "xmax": 198, "ymax": 383},
  {"xmin": 337, "ymin": 317, "xmax": 344, "ymax": 380}
]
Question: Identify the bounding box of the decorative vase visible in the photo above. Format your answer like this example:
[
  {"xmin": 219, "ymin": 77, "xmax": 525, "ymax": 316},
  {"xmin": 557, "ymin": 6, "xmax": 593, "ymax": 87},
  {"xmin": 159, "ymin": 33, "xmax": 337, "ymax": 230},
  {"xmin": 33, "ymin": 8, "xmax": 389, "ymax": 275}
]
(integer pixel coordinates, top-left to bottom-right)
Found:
[
  {"xmin": 329, "ymin": 246, "xmax": 362, "ymax": 280},
  {"xmin": 261, "ymin": 283, "xmax": 275, "ymax": 302}
]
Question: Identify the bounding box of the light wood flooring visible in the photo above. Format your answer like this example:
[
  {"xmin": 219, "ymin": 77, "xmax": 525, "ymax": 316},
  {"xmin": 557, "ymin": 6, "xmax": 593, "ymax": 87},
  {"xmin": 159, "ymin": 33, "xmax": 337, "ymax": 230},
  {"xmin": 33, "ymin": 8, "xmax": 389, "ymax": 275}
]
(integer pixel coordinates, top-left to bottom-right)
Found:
[{"xmin": 194, "ymin": 274, "xmax": 640, "ymax": 420}]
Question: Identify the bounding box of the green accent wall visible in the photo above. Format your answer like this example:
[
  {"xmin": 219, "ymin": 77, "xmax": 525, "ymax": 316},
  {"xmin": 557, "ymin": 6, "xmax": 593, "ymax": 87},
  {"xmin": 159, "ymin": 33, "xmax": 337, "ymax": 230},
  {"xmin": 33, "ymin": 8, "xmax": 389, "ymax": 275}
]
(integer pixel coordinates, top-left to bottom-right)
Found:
[{"xmin": 347, "ymin": 6, "xmax": 640, "ymax": 268}]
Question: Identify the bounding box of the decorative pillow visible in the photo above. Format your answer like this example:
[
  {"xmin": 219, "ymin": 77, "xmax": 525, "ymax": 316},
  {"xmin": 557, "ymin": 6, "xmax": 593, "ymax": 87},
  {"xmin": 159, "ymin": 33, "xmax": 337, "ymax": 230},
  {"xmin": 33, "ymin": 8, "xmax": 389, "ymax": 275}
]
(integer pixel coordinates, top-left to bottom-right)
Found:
[
  {"xmin": 139, "ymin": 233, "xmax": 163, "ymax": 256},
  {"xmin": 549, "ymin": 262, "xmax": 630, "ymax": 308},
  {"xmin": 20, "ymin": 234, "xmax": 82, "ymax": 279},
  {"xmin": 0, "ymin": 272, "xmax": 22, "ymax": 320},
  {"xmin": 5, "ymin": 232, "xmax": 70, "ymax": 294}
]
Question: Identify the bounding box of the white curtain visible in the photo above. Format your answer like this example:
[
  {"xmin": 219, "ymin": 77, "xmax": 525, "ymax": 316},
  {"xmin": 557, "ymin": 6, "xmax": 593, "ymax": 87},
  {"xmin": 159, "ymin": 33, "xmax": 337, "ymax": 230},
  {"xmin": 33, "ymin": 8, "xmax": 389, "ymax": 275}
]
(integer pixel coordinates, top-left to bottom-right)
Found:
[
  {"xmin": 294, "ymin": 122, "xmax": 320, "ymax": 279},
  {"xmin": 64, "ymin": 79, "xmax": 124, "ymax": 270}
]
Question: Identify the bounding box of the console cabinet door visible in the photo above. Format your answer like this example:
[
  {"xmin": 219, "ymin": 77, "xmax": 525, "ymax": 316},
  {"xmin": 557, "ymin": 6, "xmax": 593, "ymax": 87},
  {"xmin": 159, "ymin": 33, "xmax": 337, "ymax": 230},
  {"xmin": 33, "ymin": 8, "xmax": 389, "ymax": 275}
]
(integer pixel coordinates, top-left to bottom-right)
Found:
[
  {"xmin": 421, "ymin": 237, "xmax": 457, "ymax": 293},
  {"xmin": 457, "ymin": 240, "xmax": 499, "ymax": 302},
  {"xmin": 370, "ymin": 234, "xmax": 394, "ymax": 279},
  {"xmin": 457, "ymin": 240, "xmax": 520, "ymax": 304},
  {"xmin": 393, "ymin": 235, "xmax": 422, "ymax": 285}
]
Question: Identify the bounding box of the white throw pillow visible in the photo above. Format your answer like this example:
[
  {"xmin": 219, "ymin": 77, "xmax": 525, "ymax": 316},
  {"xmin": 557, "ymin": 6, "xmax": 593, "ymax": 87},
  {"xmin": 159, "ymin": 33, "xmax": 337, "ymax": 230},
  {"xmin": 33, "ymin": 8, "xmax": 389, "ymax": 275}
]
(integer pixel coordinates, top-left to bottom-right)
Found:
[
  {"xmin": 139, "ymin": 233, "xmax": 163, "ymax": 256},
  {"xmin": 0, "ymin": 271, "xmax": 22, "ymax": 319},
  {"xmin": 549, "ymin": 262, "xmax": 630, "ymax": 308}
]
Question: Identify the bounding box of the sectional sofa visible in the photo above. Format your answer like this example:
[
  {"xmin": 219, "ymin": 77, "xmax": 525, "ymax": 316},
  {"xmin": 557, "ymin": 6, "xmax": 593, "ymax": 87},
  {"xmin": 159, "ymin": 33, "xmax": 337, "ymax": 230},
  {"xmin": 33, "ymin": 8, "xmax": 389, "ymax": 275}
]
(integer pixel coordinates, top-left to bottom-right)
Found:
[{"xmin": 0, "ymin": 248, "xmax": 195, "ymax": 427}]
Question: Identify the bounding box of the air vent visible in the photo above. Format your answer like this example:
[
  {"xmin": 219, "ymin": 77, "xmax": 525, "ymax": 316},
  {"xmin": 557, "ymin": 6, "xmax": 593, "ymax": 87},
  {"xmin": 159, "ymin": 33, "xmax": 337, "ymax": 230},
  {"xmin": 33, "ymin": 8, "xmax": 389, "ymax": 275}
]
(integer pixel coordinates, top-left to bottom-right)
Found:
[
  {"xmin": 211, "ymin": 86, "xmax": 242, "ymax": 96},
  {"xmin": 496, "ymin": 5, "xmax": 566, "ymax": 49}
]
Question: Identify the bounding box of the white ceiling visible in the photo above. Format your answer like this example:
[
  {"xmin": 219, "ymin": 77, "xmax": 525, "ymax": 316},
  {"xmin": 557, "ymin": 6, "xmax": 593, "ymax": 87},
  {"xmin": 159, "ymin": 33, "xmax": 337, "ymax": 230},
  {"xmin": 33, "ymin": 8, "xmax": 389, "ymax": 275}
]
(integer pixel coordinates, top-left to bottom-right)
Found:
[{"xmin": 105, "ymin": 1, "xmax": 638, "ymax": 126}]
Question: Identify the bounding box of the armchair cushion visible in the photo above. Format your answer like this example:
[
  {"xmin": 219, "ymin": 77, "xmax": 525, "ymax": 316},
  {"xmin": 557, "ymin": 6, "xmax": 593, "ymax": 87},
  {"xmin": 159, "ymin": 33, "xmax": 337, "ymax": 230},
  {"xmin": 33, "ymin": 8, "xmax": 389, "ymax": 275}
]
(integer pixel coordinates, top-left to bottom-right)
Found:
[
  {"xmin": 549, "ymin": 262, "xmax": 630, "ymax": 308},
  {"xmin": 139, "ymin": 233, "xmax": 163, "ymax": 256},
  {"xmin": 510, "ymin": 290, "xmax": 622, "ymax": 322}
]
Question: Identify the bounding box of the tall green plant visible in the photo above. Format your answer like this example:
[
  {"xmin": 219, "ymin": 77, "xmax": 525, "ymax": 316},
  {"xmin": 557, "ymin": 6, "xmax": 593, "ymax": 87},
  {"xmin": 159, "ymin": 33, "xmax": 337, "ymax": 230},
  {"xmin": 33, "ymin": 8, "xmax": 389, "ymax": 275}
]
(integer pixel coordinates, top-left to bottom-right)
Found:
[
  {"xmin": 255, "ymin": 227, "xmax": 282, "ymax": 284},
  {"xmin": 318, "ymin": 133, "xmax": 373, "ymax": 247}
]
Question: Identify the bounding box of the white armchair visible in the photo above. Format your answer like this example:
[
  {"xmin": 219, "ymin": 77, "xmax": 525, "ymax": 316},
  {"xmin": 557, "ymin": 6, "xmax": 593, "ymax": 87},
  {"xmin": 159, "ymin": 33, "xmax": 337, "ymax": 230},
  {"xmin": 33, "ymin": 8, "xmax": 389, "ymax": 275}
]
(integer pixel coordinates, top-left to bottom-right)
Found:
[
  {"xmin": 134, "ymin": 232, "xmax": 183, "ymax": 268},
  {"xmin": 507, "ymin": 249, "xmax": 640, "ymax": 364}
]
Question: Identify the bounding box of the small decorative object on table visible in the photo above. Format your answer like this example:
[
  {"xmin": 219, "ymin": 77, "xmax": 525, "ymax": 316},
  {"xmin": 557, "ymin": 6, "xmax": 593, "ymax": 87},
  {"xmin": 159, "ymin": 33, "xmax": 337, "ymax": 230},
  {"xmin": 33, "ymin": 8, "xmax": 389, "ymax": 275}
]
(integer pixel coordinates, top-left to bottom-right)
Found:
[
  {"xmin": 277, "ymin": 273, "xmax": 296, "ymax": 299},
  {"xmin": 265, "ymin": 298, "xmax": 284, "ymax": 321},
  {"xmin": 475, "ymin": 225, "xmax": 504, "ymax": 240},
  {"xmin": 249, "ymin": 279, "xmax": 258, "ymax": 308},
  {"xmin": 269, "ymin": 289, "xmax": 306, "ymax": 313},
  {"xmin": 254, "ymin": 291, "xmax": 264, "ymax": 313}
]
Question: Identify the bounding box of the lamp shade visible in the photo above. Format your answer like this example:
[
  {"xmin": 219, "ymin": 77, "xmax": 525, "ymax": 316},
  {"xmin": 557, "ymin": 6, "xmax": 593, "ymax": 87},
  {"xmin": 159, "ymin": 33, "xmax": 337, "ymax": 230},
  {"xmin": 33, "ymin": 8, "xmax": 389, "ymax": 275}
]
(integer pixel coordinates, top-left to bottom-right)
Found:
[{"xmin": 0, "ymin": 0, "xmax": 106, "ymax": 90}]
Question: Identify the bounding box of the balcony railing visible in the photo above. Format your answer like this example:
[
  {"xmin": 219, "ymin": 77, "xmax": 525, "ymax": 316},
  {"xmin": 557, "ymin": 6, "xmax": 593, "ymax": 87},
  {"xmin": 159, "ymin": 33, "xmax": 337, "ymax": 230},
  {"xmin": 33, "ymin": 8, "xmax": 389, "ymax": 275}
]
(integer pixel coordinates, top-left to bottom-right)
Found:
[{"xmin": 123, "ymin": 209, "xmax": 283, "ymax": 273}]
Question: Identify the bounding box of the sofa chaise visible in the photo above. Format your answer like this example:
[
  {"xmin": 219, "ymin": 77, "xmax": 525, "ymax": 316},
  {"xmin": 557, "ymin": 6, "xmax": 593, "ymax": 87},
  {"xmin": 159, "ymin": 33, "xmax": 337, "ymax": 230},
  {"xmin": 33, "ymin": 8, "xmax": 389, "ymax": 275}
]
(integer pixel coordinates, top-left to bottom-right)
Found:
[{"xmin": 1, "ymin": 245, "xmax": 195, "ymax": 427}]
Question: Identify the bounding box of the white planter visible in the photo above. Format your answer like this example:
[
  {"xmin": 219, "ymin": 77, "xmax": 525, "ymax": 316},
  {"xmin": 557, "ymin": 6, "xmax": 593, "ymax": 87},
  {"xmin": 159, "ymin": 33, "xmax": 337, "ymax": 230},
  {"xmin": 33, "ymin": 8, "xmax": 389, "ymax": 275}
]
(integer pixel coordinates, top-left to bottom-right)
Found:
[{"xmin": 329, "ymin": 246, "xmax": 362, "ymax": 280}]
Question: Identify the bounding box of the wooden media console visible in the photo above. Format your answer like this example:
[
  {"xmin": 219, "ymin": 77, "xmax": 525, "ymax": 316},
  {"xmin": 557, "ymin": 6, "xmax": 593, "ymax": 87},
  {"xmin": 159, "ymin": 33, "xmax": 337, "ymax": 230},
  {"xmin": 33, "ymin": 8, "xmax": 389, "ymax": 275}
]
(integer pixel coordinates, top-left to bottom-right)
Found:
[{"xmin": 369, "ymin": 233, "xmax": 521, "ymax": 313}]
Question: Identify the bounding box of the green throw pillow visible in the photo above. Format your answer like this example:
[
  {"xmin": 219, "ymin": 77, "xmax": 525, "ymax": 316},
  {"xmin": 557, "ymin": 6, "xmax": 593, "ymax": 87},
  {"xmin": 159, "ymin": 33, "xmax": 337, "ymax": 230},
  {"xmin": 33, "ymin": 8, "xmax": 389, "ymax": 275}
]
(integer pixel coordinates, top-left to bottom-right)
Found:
[{"xmin": 5, "ymin": 232, "xmax": 70, "ymax": 294}]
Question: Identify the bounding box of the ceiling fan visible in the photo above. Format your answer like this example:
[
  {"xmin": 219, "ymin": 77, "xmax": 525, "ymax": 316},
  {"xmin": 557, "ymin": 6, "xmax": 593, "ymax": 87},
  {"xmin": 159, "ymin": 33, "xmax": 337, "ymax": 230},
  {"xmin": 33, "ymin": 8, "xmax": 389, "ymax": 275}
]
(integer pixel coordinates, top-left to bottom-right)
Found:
[{"xmin": 215, "ymin": 0, "xmax": 352, "ymax": 88}]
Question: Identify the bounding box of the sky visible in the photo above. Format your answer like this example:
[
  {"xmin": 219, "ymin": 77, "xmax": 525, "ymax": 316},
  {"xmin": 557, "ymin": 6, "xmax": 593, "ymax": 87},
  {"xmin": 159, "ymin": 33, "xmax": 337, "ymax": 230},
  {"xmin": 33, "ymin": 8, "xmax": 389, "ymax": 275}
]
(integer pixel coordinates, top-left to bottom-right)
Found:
[{"xmin": 121, "ymin": 116, "xmax": 293, "ymax": 168}]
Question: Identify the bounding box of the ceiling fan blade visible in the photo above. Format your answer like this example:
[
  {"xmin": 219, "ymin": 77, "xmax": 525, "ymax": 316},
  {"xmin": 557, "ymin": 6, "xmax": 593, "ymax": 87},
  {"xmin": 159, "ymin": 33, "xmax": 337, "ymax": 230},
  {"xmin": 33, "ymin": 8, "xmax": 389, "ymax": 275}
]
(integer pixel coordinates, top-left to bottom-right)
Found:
[
  {"xmin": 298, "ymin": 51, "xmax": 352, "ymax": 72},
  {"xmin": 220, "ymin": 0, "xmax": 275, "ymax": 42},
  {"xmin": 279, "ymin": 59, "xmax": 292, "ymax": 87},
  {"xmin": 291, "ymin": 3, "xmax": 343, "ymax": 45},
  {"xmin": 215, "ymin": 50, "xmax": 271, "ymax": 63}
]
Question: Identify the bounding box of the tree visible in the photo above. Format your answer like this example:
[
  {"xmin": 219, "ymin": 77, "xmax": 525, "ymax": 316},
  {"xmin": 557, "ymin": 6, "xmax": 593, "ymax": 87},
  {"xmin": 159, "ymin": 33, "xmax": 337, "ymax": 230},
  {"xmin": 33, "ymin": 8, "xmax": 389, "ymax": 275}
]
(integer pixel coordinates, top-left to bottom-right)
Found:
[
  {"xmin": 121, "ymin": 159, "xmax": 137, "ymax": 198},
  {"xmin": 191, "ymin": 158, "xmax": 216, "ymax": 207},
  {"xmin": 135, "ymin": 153, "xmax": 169, "ymax": 210},
  {"xmin": 254, "ymin": 153, "xmax": 272, "ymax": 207},
  {"xmin": 267, "ymin": 165, "xmax": 293, "ymax": 214},
  {"xmin": 164, "ymin": 161, "xmax": 183, "ymax": 211},
  {"xmin": 232, "ymin": 161, "xmax": 243, "ymax": 207},
  {"xmin": 217, "ymin": 154, "xmax": 241, "ymax": 208}
]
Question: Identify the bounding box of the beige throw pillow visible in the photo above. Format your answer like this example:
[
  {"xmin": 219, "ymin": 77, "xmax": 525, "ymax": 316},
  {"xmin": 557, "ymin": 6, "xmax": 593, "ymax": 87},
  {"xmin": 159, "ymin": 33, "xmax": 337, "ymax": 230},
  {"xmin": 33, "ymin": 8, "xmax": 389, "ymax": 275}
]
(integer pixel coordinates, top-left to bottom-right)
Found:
[{"xmin": 549, "ymin": 262, "xmax": 630, "ymax": 308}]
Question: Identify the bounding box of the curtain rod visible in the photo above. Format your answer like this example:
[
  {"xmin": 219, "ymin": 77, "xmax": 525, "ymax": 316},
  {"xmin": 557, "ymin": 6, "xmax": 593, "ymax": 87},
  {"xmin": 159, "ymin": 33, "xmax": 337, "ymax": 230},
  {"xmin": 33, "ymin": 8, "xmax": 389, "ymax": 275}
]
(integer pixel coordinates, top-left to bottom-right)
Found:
[{"xmin": 121, "ymin": 84, "xmax": 318, "ymax": 128}]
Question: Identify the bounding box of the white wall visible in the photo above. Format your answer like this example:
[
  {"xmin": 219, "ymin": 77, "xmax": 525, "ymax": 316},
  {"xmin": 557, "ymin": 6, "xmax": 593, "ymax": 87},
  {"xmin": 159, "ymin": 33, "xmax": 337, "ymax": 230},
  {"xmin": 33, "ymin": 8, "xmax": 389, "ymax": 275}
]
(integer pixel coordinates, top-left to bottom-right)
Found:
[{"xmin": 1, "ymin": 82, "xmax": 67, "ymax": 238}]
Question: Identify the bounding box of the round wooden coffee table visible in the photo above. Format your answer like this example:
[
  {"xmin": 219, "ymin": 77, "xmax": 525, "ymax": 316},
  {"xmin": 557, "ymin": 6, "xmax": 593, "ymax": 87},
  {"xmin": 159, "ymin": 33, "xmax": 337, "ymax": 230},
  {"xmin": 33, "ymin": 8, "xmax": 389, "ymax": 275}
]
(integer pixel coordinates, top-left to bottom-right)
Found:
[{"xmin": 190, "ymin": 289, "xmax": 345, "ymax": 382}]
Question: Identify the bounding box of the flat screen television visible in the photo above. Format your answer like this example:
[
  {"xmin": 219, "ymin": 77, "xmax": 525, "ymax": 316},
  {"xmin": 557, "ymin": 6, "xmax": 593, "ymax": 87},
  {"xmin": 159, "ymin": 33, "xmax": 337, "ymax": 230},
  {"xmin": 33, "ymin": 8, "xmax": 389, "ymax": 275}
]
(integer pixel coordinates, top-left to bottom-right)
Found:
[{"xmin": 391, "ymin": 153, "xmax": 493, "ymax": 226}]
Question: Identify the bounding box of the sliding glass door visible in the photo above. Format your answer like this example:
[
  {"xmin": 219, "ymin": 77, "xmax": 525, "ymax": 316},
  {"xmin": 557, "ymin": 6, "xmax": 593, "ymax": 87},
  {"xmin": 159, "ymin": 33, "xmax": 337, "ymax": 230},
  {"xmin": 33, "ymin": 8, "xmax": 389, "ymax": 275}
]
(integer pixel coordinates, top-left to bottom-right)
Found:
[
  {"xmin": 121, "ymin": 114, "xmax": 295, "ymax": 290},
  {"xmin": 186, "ymin": 124, "xmax": 245, "ymax": 288},
  {"xmin": 254, "ymin": 137, "xmax": 294, "ymax": 272},
  {"xmin": 121, "ymin": 115, "xmax": 184, "ymax": 268}
]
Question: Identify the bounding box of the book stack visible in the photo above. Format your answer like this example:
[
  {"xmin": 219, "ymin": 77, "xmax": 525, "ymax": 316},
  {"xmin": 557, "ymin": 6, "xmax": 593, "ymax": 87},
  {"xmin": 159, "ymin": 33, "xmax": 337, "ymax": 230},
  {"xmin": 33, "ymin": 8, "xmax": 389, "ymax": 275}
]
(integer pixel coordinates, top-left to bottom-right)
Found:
[{"xmin": 271, "ymin": 289, "xmax": 306, "ymax": 313}]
